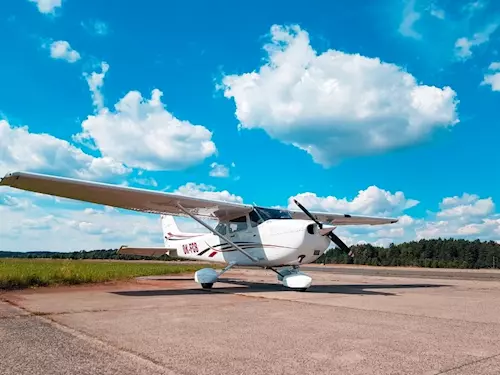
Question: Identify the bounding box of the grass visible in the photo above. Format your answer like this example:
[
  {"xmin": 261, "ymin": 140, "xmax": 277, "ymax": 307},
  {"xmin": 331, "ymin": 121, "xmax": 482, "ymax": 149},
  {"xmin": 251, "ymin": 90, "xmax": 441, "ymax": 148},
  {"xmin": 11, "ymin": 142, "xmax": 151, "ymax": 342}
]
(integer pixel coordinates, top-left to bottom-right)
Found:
[{"xmin": 0, "ymin": 258, "xmax": 211, "ymax": 290}]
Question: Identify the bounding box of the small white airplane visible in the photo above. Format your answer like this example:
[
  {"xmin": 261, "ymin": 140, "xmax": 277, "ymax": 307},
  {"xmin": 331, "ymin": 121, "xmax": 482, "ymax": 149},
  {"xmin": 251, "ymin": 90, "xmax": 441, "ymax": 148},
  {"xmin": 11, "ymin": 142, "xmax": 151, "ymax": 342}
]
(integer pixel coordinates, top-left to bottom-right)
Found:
[{"xmin": 0, "ymin": 171, "xmax": 399, "ymax": 291}]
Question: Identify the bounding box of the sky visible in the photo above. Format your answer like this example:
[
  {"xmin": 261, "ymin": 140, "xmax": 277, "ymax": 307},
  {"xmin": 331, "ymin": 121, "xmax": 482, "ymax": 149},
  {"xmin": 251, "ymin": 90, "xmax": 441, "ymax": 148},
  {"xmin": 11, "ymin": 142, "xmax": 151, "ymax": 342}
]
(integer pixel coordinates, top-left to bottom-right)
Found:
[{"xmin": 0, "ymin": 0, "xmax": 499, "ymax": 251}]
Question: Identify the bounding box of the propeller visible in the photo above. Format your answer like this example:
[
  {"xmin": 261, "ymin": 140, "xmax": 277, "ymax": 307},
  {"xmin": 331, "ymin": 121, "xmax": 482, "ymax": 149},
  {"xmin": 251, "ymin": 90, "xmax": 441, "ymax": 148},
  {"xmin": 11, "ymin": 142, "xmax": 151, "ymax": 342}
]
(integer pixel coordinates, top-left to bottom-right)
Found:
[{"xmin": 294, "ymin": 199, "xmax": 354, "ymax": 257}]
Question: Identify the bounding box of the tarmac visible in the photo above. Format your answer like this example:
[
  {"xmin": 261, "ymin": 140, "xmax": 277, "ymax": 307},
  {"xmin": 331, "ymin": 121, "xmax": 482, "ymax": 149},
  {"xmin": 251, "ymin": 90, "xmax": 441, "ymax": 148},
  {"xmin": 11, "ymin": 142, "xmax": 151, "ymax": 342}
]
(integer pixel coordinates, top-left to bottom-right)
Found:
[{"xmin": 1, "ymin": 266, "xmax": 500, "ymax": 375}]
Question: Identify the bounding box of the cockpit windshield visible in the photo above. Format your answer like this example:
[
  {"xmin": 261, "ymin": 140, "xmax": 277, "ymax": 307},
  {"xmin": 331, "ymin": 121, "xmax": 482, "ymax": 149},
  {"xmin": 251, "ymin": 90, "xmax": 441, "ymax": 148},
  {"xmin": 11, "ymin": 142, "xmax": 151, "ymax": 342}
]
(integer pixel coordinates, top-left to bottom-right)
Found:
[{"xmin": 254, "ymin": 206, "xmax": 292, "ymax": 221}]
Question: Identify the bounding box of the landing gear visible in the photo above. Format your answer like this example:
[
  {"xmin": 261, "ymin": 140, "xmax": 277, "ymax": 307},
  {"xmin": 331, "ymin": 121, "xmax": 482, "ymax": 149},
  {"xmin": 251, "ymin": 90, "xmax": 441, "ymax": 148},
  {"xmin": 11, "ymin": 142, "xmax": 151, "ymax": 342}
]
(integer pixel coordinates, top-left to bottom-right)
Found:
[
  {"xmin": 270, "ymin": 266, "xmax": 312, "ymax": 291},
  {"xmin": 194, "ymin": 262, "xmax": 237, "ymax": 290},
  {"xmin": 194, "ymin": 264, "xmax": 312, "ymax": 291}
]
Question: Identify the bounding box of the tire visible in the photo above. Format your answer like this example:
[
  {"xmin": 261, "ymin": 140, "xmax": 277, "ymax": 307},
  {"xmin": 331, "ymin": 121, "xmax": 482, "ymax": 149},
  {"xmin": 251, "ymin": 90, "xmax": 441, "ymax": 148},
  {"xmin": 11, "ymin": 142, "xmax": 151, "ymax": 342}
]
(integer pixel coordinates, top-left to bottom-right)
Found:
[{"xmin": 201, "ymin": 283, "xmax": 214, "ymax": 289}]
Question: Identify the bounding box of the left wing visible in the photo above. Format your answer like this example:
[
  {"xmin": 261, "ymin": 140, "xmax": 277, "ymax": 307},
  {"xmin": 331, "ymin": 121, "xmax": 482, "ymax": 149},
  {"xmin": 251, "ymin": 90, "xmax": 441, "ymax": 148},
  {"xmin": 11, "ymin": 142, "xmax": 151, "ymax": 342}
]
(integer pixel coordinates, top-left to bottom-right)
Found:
[
  {"xmin": 287, "ymin": 209, "xmax": 398, "ymax": 226},
  {"xmin": 0, "ymin": 171, "xmax": 252, "ymax": 220},
  {"xmin": 1, "ymin": 171, "xmax": 399, "ymax": 226}
]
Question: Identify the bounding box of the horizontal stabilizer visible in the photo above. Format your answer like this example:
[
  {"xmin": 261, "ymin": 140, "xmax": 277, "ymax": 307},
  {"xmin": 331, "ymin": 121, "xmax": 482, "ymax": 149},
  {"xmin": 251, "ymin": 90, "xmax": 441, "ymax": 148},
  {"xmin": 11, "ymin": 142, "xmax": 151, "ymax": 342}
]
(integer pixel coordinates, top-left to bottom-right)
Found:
[{"xmin": 117, "ymin": 246, "xmax": 174, "ymax": 257}]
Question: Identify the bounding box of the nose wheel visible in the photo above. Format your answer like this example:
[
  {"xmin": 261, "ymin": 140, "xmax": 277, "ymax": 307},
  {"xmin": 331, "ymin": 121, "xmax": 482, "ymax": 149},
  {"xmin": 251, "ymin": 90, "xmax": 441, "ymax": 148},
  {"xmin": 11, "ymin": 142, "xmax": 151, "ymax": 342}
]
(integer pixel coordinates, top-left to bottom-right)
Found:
[{"xmin": 268, "ymin": 266, "xmax": 312, "ymax": 291}]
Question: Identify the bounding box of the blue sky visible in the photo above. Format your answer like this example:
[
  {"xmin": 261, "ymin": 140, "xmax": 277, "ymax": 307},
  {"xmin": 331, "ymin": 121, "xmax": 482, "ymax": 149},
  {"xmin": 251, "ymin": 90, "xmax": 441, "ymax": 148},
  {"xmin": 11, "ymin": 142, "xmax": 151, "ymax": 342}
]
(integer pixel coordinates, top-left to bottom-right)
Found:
[{"xmin": 0, "ymin": 0, "xmax": 499, "ymax": 251}]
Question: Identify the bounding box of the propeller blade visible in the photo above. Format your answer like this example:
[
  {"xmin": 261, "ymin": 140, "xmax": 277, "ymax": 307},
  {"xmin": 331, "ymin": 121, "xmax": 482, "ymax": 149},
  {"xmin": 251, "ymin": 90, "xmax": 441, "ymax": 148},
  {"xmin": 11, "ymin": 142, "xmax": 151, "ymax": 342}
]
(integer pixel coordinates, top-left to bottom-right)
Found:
[
  {"xmin": 293, "ymin": 199, "xmax": 322, "ymax": 228},
  {"xmin": 327, "ymin": 231, "xmax": 351, "ymax": 253}
]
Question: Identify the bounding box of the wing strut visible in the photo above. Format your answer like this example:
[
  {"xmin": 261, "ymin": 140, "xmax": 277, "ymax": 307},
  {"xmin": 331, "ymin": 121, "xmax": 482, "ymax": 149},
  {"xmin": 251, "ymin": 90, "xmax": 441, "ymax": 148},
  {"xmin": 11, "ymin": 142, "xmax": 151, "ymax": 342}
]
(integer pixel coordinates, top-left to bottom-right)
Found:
[{"xmin": 176, "ymin": 203, "xmax": 258, "ymax": 263}]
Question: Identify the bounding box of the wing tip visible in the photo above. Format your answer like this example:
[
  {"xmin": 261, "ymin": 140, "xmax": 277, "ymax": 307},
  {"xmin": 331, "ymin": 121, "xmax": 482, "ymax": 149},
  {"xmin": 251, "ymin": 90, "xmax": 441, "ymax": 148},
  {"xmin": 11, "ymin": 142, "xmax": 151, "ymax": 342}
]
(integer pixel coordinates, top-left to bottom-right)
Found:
[{"xmin": 0, "ymin": 171, "xmax": 20, "ymax": 186}]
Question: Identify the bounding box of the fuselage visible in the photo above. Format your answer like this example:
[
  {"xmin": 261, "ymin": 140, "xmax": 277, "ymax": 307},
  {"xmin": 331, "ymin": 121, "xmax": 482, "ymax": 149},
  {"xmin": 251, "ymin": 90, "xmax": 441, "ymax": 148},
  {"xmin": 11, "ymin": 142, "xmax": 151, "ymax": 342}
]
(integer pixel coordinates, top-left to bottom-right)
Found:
[{"xmin": 165, "ymin": 218, "xmax": 331, "ymax": 267}]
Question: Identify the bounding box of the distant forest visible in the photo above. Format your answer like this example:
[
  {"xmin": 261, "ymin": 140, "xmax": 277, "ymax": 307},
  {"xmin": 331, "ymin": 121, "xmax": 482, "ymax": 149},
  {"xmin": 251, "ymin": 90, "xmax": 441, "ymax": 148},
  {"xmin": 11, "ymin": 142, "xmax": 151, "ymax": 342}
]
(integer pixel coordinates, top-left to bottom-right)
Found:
[
  {"xmin": 319, "ymin": 238, "xmax": 499, "ymax": 269},
  {"xmin": 1, "ymin": 238, "xmax": 499, "ymax": 269}
]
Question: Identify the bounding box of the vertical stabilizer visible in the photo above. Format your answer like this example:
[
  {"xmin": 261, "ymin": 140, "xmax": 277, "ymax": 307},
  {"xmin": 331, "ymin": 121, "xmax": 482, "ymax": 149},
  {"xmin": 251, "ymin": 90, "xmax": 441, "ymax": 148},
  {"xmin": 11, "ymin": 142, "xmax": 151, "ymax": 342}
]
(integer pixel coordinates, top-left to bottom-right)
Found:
[{"xmin": 161, "ymin": 215, "xmax": 204, "ymax": 246}]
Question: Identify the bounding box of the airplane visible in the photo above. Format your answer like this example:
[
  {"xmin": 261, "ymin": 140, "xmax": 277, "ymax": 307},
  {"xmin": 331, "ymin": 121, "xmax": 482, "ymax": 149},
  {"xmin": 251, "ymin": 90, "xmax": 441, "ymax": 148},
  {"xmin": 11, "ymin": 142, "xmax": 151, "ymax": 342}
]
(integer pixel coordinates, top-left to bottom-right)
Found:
[{"xmin": 0, "ymin": 171, "xmax": 399, "ymax": 291}]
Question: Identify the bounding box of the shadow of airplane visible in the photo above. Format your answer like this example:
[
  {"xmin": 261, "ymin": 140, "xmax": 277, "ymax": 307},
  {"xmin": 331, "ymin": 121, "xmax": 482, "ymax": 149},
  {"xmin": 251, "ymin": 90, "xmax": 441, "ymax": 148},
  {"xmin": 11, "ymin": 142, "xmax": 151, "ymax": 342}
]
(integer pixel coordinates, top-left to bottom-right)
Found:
[
  {"xmin": 136, "ymin": 277, "xmax": 195, "ymax": 281},
  {"xmin": 112, "ymin": 278, "xmax": 450, "ymax": 297}
]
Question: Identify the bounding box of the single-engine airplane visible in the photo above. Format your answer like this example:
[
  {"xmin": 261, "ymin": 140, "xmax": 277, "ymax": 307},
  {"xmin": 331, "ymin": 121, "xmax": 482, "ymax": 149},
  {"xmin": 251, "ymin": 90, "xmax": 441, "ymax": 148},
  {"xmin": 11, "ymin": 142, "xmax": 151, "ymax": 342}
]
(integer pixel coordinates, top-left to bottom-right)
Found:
[{"xmin": 0, "ymin": 171, "xmax": 399, "ymax": 291}]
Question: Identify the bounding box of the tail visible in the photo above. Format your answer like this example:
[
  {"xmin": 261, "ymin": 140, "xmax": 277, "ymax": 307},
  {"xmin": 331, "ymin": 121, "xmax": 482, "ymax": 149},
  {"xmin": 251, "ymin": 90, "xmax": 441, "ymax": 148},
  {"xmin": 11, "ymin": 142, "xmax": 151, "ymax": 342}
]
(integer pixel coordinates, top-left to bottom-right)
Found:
[{"xmin": 161, "ymin": 215, "xmax": 204, "ymax": 247}]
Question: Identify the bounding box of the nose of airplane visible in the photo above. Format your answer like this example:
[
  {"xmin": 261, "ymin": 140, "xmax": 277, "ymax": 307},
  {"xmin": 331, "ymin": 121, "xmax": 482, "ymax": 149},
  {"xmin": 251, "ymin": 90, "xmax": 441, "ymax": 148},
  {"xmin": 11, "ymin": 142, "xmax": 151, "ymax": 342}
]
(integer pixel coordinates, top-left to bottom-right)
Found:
[
  {"xmin": 302, "ymin": 222, "xmax": 331, "ymax": 249},
  {"xmin": 305, "ymin": 222, "xmax": 320, "ymax": 236}
]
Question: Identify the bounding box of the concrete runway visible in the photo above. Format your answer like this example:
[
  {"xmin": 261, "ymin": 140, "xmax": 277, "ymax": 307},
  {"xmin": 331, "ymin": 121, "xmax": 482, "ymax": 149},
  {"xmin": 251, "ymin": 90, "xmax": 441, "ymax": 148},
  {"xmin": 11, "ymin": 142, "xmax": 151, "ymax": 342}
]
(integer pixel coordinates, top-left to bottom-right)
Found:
[
  {"xmin": 302, "ymin": 264, "xmax": 500, "ymax": 281},
  {"xmin": 1, "ymin": 266, "xmax": 500, "ymax": 375}
]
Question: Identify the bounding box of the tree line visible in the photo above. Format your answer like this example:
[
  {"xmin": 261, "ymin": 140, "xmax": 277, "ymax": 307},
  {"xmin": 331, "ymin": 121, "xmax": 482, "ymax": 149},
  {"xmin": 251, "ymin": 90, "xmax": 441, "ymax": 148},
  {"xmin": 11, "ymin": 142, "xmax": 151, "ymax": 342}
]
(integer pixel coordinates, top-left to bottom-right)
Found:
[
  {"xmin": 317, "ymin": 238, "xmax": 500, "ymax": 269},
  {"xmin": 0, "ymin": 249, "xmax": 177, "ymax": 261},
  {"xmin": 1, "ymin": 238, "xmax": 499, "ymax": 269}
]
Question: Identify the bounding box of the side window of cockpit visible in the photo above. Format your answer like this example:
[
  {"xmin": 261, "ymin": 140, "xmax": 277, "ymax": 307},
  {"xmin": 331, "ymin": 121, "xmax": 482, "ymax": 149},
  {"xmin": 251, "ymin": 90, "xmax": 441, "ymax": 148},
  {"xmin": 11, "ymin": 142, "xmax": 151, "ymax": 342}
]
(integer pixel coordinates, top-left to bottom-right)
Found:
[
  {"xmin": 228, "ymin": 216, "xmax": 248, "ymax": 233},
  {"xmin": 249, "ymin": 210, "xmax": 263, "ymax": 227},
  {"xmin": 215, "ymin": 222, "xmax": 227, "ymax": 235}
]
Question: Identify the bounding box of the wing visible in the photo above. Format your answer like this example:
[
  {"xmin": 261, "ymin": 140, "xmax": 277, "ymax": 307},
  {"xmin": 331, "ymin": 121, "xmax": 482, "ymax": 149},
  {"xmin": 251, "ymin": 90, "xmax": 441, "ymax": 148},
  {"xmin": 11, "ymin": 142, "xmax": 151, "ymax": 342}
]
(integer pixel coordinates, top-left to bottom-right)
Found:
[
  {"xmin": 0, "ymin": 171, "xmax": 252, "ymax": 220},
  {"xmin": 1, "ymin": 171, "xmax": 399, "ymax": 225},
  {"xmin": 287, "ymin": 209, "xmax": 398, "ymax": 226}
]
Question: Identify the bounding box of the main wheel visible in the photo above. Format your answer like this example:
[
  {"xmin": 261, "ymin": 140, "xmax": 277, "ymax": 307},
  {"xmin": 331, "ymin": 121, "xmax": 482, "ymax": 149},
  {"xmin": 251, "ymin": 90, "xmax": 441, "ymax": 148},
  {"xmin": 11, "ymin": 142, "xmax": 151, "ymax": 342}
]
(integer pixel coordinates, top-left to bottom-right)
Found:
[{"xmin": 201, "ymin": 283, "xmax": 214, "ymax": 289}]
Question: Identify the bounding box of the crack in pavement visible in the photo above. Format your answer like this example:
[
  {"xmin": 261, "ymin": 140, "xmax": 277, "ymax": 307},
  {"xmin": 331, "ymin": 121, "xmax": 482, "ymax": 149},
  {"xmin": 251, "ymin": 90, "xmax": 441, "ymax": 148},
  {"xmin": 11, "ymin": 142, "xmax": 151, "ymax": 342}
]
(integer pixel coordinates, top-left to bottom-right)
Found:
[
  {"xmin": 434, "ymin": 352, "xmax": 500, "ymax": 374},
  {"xmin": 1, "ymin": 298, "xmax": 182, "ymax": 375}
]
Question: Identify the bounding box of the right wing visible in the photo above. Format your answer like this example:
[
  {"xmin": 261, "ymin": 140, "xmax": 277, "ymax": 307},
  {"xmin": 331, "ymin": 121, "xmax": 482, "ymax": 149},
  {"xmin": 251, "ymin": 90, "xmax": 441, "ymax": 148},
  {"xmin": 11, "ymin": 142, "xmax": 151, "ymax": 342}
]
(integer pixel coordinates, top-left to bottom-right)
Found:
[
  {"xmin": 287, "ymin": 209, "xmax": 398, "ymax": 226},
  {"xmin": 0, "ymin": 171, "xmax": 253, "ymax": 220}
]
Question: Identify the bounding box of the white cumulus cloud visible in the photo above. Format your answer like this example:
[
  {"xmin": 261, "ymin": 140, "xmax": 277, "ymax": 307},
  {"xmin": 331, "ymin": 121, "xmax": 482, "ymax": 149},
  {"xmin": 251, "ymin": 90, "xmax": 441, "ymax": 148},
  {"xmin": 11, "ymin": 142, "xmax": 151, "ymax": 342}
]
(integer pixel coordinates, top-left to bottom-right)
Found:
[
  {"xmin": 0, "ymin": 194, "xmax": 37, "ymax": 211},
  {"xmin": 209, "ymin": 162, "xmax": 230, "ymax": 178},
  {"xmin": 75, "ymin": 73, "xmax": 217, "ymax": 171},
  {"xmin": 415, "ymin": 216, "xmax": 500, "ymax": 242},
  {"xmin": 220, "ymin": 24, "xmax": 459, "ymax": 167},
  {"xmin": 83, "ymin": 62, "xmax": 109, "ymax": 111},
  {"xmin": 133, "ymin": 177, "xmax": 158, "ymax": 187},
  {"xmin": 440, "ymin": 192, "xmax": 480, "ymax": 208},
  {"xmin": 399, "ymin": 0, "xmax": 422, "ymax": 39},
  {"xmin": 454, "ymin": 23, "xmax": 499, "ymax": 60},
  {"xmin": 437, "ymin": 193, "xmax": 495, "ymax": 218},
  {"xmin": 288, "ymin": 186, "xmax": 419, "ymax": 217},
  {"xmin": 0, "ymin": 119, "xmax": 130, "ymax": 181},
  {"xmin": 286, "ymin": 187, "xmax": 499, "ymax": 246},
  {"xmin": 481, "ymin": 62, "xmax": 500, "ymax": 91},
  {"xmin": 49, "ymin": 40, "xmax": 81, "ymax": 63},
  {"xmin": 174, "ymin": 182, "xmax": 243, "ymax": 203},
  {"xmin": 29, "ymin": 0, "xmax": 62, "ymax": 14},
  {"xmin": 409, "ymin": 193, "xmax": 498, "ymax": 243},
  {"xmin": 0, "ymin": 199, "xmax": 165, "ymax": 251}
]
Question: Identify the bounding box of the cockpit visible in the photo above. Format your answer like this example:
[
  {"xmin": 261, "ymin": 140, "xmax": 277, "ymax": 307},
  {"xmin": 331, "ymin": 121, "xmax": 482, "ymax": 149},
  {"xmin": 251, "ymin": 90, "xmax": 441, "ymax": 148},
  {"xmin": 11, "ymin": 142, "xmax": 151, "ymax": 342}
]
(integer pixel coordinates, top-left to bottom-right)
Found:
[
  {"xmin": 253, "ymin": 206, "xmax": 292, "ymax": 221},
  {"xmin": 214, "ymin": 206, "xmax": 292, "ymax": 235}
]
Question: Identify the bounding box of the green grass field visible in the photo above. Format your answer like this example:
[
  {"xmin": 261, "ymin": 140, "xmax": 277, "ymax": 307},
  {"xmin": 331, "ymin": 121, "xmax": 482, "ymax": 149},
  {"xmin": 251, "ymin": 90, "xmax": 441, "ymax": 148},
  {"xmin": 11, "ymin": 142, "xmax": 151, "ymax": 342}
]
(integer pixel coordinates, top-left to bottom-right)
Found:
[{"xmin": 0, "ymin": 259, "xmax": 211, "ymax": 290}]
